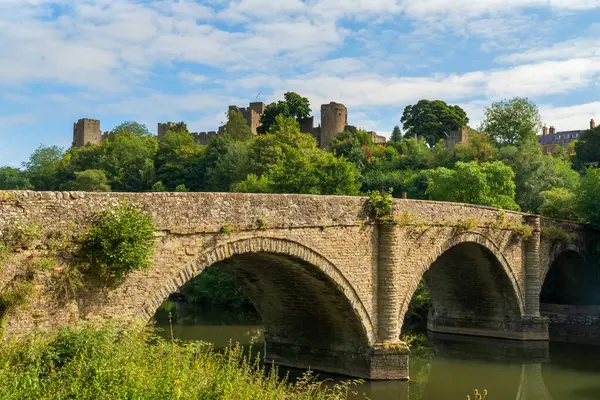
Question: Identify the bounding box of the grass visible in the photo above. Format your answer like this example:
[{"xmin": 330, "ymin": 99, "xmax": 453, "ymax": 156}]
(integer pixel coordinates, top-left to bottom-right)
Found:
[{"xmin": 0, "ymin": 323, "xmax": 365, "ymax": 400}]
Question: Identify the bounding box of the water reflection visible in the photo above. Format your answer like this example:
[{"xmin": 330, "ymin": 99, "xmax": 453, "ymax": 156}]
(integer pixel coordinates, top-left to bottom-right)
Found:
[{"xmin": 154, "ymin": 302, "xmax": 600, "ymax": 400}]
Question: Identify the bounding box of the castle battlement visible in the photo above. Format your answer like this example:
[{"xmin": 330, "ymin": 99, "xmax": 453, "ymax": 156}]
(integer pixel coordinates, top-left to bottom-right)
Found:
[{"xmin": 73, "ymin": 100, "xmax": 386, "ymax": 149}]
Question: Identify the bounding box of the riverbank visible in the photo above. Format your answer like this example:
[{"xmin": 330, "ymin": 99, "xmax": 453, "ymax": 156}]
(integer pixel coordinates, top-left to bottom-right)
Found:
[{"xmin": 0, "ymin": 323, "xmax": 363, "ymax": 400}]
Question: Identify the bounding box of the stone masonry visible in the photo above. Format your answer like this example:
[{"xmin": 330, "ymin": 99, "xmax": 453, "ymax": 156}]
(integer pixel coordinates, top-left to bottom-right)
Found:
[{"xmin": 0, "ymin": 191, "xmax": 595, "ymax": 380}]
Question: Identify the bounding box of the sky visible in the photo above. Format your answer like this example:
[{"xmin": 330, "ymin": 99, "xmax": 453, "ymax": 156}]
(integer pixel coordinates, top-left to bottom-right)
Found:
[{"xmin": 1, "ymin": 0, "xmax": 599, "ymax": 167}]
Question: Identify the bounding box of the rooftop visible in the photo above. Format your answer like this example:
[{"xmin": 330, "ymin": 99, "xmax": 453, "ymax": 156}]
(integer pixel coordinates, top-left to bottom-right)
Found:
[{"xmin": 537, "ymin": 130, "xmax": 585, "ymax": 145}]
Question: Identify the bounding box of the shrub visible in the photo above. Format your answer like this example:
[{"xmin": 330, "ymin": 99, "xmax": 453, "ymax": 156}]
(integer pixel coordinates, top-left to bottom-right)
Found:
[
  {"xmin": 81, "ymin": 200, "xmax": 156, "ymax": 284},
  {"xmin": 367, "ymin": 189, "xmax": 393, "ymax": 220}
]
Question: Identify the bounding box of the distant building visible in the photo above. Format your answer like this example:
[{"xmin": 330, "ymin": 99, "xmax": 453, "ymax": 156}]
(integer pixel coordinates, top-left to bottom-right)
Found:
[
  {"xmin": 537, "ymin": 119, "xmax": 595, "ymax": 155},
  {"xmin": 444, "ymin": 127, "xmax": 472, "ymax": 148}
]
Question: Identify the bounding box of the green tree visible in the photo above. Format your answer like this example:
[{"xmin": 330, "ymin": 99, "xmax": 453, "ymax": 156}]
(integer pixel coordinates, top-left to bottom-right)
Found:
[
  {"xmin": 257, "ymin": 92, "xmax": 311, "ymax": 133},
  {"xmin": 479, "ymin": 97, "xmax": 542, "ymax": 146},
  {"xmin": 155, "ymin": 130, "xmax": 204, "ymax": 190},
  {"xmin": 574, "ymin": 126, "xmax": 600, "ymax": 166},
  {"xmin": 111, "ymin": 121, "xmax": 152, "ymax": 137},
  {"xmin": 425, "ymin": 161, "xmax": 519, "ymax": 210},
  {"xmin": 0, "ymin": 167, "xmax": 32, "ymax": 189},
  {"xmin": 72, "ymin": 169, "xmax": 111, "ymax": 192},
  {"xmin": 539, "ymin": 188, "xmax": 579, "ymax": 221},
  {"xmin": 167, "ymin": 122, "xmax": 190, "ymax": 135},
  {"xmin": 577, "ymin": 167, "xmax": 600, "ymax": 226},
  {"xmin": 400, "ymin": 100, "xmax": 469, "ymax": 147},
  {"xmin": 498, "ymin": 141, "xmax": 579, "ymax": 213},
  {"xmin": 222, "ymin": 109, "xmax": 253, "ymax": 141},
  {"xmin": 454, "ymin": 131, "xmax": 497, "ymax": 162},
  {"xmin": 22, "ymin": 145, "xmax": 65, "ymax": 190},
  {"xmin": 101, "ymin": 132, "xmax": 158, "ymax": 192},
  {"xmin": 391, "ymin": 125, "xmax": 403, "ymax": 142}
]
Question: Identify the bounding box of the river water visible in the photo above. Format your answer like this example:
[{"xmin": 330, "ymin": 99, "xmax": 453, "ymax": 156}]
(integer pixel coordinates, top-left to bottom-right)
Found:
[{"xmin": 154, "ymin": 302, "xmax": 600, "ymax": 400}]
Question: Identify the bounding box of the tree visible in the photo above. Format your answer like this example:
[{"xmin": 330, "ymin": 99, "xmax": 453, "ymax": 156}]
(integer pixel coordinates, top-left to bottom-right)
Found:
[
  {"xmin": 22, "ymin": 145, "xmax": 65, "ymax": 190},
  {"xmin": 577, "ymin": 166, "xmax": 600, "ymax": 226},
  {"xmin": 425, "ymin": 161, "xmax": 520, "ymax": 210},
  {"xmin": 454, "ymin": 131, "xmax": 497, "ymax": 162},
  {"xmin": 222, "ymin": 109, "xmax": 253, "ymax": 141},
  {"xmin": 479, "ymin": 97, "xmax": 541, "ymax": 146},
  {"xmin": 574, "ymin": 126, "xmax": 600, "ymax": 165},
  {"xmin": 111, "ymin": 121, "xmax": 152, "ymax": 137},
  {"xmin": 72, "ymin": 169, "xmax": 111, "ymax": 192},
  {"xmin": 155, "ymin": 129, "xmax": 204, "ymax": 190},
  {"xmin": 539, "ymin": 188, "xmax": 579, "ymax": 221},
  {"xmin": 498, "ymin": 141, "xmax": 579, "ymax": 213},
  {"xmin": 391, "ymin": 126, "xmax": 403, "ymax": 142},
  {"xmin": 400, "ymin": 100, "xmax": 469, "ymax": 147},
  {"xmin": 0, "ymin": 167, "xmax": 32, "ymax": 189},
  {"xmin": 257, "ymin": 92, "xmax": 311, "ymax": 133}
]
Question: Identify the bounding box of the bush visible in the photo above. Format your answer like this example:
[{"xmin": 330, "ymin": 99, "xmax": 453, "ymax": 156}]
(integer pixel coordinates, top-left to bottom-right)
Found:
[
  {"xmin": 0, "ymin": 324, "xmax": 362, "ymax": 399},
  {"xmin": 367, "ymin": 189, "xmax": 393, "ymax": 220},
  {"xmin": 81, "ymin": 201, "xmax": 156, "ymax": 284}
]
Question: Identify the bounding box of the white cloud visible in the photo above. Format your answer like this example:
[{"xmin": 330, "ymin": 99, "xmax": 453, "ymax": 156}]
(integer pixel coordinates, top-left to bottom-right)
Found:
[
  {"xmin": 539, "ymin": 101, "xmax": 600, "ymax": 131},
  {"xmin": 497, "ymin": 38, "xmax": 600, "ymax": 64}
]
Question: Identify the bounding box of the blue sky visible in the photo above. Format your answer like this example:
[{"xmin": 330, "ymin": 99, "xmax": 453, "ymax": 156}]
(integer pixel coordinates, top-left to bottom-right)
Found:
[{"xmin": 1, "ymin": 0, "xmax": 599, "ymax": 167}]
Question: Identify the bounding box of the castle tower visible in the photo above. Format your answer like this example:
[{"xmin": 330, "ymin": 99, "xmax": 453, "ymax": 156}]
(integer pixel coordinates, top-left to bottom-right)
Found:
[
  {"xmin": 591, "ymin": 119, "xmax": 596, "ymax": 130},
  {"xmin": 157, "ymin": 122, "xmax": 176, "ymax": 138},
  {"xmin": 320, "ymin": 102, "xmax": 347, "ymax": 148},
  {"xmin": 73, "ymin": 118, "xmax": 102, "ymax": 147}
]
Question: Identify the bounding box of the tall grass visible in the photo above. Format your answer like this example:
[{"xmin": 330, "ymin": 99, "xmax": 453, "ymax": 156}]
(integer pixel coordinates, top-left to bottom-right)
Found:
[{"xmin": 0, "ymin": 324, "xmax": 364, "ymax": 400}]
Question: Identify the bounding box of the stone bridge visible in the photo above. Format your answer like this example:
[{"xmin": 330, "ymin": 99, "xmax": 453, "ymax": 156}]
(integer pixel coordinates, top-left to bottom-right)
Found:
[{"xmin": 0, "ymin": 191, "xmax": 597, "ymax": 380}]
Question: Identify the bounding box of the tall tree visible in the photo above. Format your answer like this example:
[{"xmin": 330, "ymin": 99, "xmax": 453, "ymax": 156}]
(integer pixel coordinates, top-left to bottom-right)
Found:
[
  {"xmin": 22, "ymin": 145, "xmax": 65, "ymax": 190},
  {"xmin": 257, "ymin": 92, "xmax": 311, "ymax": 133},
  {"xmin": 479, "ymin": 97, "xmax": 542, "ymax": 146},
  {"xmin": 222, "ymin": 109, "xmax": 253, "ymax": 141},
  {"xmin": 574, "ymin": 125, "xmax": 600, "ymax": 166},
  {"xmin": 391, "ymin": 126, "xmax": 403, "ymax": 142},
  {"xmin": 400, "ymin": 100, "xmax": 469, "ymax": 147}
]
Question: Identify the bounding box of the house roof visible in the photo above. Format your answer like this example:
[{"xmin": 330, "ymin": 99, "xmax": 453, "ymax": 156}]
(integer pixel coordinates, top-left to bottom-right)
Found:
[{"xmin": 537, "ymin": 130, "xmax": 585, "ymax": 145}]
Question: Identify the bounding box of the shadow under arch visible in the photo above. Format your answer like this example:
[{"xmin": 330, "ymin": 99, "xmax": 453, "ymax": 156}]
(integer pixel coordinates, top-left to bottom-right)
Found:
[
  {"xmin": 399, "ymin": 232, "xmax": 527, "ymax": 340},
  {"xmin": 137, "ymin": 237, "xmax": 376, "ymax": 376},
  {"xmin": 540, "ymin": 244, "xmax": 600, "ymax": 344}
]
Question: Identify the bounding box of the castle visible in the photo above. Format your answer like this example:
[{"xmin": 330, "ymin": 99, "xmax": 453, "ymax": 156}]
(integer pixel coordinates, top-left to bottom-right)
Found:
[{"xmin": 72, "ymin": 101, "xmax": 387, "ymax": 149}]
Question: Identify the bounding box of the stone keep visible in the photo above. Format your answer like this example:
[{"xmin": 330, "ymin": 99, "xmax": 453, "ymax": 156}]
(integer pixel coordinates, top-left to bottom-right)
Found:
[
  {"xmin": 320, "ymin": 102, "xmax": 348, "ymax": 148},
  {"xmin": 72, "ymin": 118, "xmax": 102, "ymax": 147}
]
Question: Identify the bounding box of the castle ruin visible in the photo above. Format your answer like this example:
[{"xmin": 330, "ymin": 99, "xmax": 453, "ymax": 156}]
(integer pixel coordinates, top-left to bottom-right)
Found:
[{"xmin": 72, "ymin": 101, "xmax": 387, "ymax": 149}]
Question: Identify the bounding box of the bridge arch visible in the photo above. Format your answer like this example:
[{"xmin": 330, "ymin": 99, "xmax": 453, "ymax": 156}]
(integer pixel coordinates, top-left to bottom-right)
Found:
[
  {"xmin": 138, "ymin": 237, "xmax": 375, "ymax": 348},
  {"xmin": 399, "ymin": 232, "xmax": 525, "ymax": 337},
  {"xmin": 540, "ymin": 243, "xmax": 597, "ymax": 306}
]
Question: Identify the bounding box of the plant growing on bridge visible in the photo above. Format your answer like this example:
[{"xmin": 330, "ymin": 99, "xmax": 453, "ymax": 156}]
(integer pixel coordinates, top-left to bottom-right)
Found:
[
  {"xmin": 367, "ymin": 189, "xmax": 394, "ymax": 221},
  {"xmin": 81, "ymin": 200, "xmax": 156, "ymax": 285}
]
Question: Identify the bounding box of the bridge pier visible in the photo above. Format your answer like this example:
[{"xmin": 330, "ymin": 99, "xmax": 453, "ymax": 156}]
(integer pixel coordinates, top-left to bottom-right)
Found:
[
  {"xmin": 263, "ymin": 335, "xmax": 409, "ymax": 380},
  {"xmin": 427, "ymin": 314, "xmax": 549, "ymax": 341}
]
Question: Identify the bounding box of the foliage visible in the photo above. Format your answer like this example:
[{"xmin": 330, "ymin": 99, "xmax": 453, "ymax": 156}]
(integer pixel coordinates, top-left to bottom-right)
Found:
[
  {"xmin": 81, "ymin": 201, "xmax": 156, "ymax": 284},
  {"xmin": 401, "ymin": 100, "xmax": 469, "ymax": 147},
  {"xmin": 539, "ymin": 188, "xmax": 579, "ymax": 221},
  {"xmin": 541, "ymin": 227, "xmax": 576, "ymax": 244},
  {"xmin": 574, "ymin": 126, "xmax": 600, "ymax": 166},
  {"xmin": 498, "ymin": 140, "xmax": 579, "ymax": 213},
  {"xmin": 257, "ymin": 92, "xmax": 312, "ymax": 134},
  {"xmin": 180, "ymin": 267, "xmax": 255, "ymax": 311},
  {"xmin": 0, "ymin": 324, "xmax": 362, "ymax": 400},
  {"xmin": 3, "ymin": 220, "xmax": 44, "ymax": 250},
  {"xmin": 72, "ymin": 169, "xmax": 111, "ymax": 192},
  {"xmin": 367, "ymin": 189, "xmax": 394, "ymax": 220},
  {"xmin": 402, "ymin": 281, "xmax": 431, "ymax": 334},
  {"xmin": 0, "ymin": 280, "xmax": 33, "ymax": 317},
  {"xmin": 22, "ymin": 145, "xmax": 65, "ymax": 190},
  {"xmin": 424, "ymin": 161, "xmax": 520, "ymax": 210},
  {"xmin": 577, "ymin": 166, "xmax": 600, "ymax": 227},
  {"xmin": 454, "ymin": 132, "xmax": 497, "ymax": 162},
  {"xmin": 0, "ymin": 167, "xmax": 32, "ymax": 190},
  {"xmin": 391, "ymin": 125, "xmax": 403, "ymax": 142},
  {"xmin": 223, "ymin": 109, "xmax": 253, "ymax": 141},
  {"xmin": 111, "ymin": 121, "xmax": 152, "ymax": 137},
  {"xmin": 479, "ymin": 97, "xmax": 541, "ymax": 146}
]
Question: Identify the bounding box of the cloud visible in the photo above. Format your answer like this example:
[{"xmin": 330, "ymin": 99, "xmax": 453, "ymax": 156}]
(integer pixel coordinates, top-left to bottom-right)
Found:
[
  {"xmin": 539, "ymin": 101, "xmax": 600, "ymax": 130},
  {"xmin": 497, "ymin": 37, "xmax": 600, "ymax": 64}
]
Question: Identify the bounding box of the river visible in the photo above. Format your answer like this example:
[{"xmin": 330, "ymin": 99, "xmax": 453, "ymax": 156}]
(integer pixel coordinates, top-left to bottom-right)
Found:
[{"xmin": 154, "ymin": 301, "xmax": 600, "ymax": 400}]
